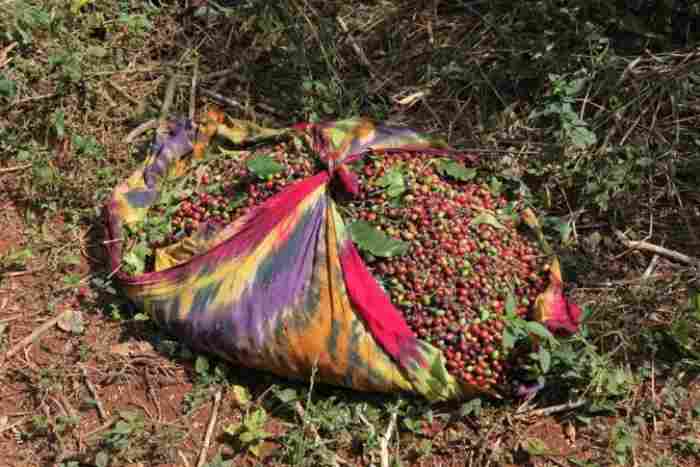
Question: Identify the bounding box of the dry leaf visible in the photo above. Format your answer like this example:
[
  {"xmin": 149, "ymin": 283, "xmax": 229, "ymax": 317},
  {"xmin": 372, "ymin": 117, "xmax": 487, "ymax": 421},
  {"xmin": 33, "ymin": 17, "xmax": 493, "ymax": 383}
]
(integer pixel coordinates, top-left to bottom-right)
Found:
[{"xmin": 57, "ymin": 309, "xmax": 84, "ymax": 334}]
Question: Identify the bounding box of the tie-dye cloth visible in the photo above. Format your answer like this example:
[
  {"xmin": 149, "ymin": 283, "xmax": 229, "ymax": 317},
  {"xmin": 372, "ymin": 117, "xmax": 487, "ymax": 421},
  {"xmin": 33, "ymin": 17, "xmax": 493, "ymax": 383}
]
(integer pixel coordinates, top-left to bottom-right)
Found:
[{"xmin": 104, "ymin": 109, "xmax": 581, "ymax": 401}]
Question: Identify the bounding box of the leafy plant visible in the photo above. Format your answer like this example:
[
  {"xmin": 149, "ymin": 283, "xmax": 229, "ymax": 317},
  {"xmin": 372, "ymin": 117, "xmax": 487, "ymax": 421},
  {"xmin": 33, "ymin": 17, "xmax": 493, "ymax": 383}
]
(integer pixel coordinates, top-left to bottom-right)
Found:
[
  {"xmin": 94, "ymin": 411, "xmax": 146, "ymax": 466},
  {"xmin": 72, "ymin": 134, "xmax": 104, "ymax": 159},
  {"xmin": 224, "ymin": 407, "xmax": 272, "ymax": 458},
  {"xmin": 609, "ymin": 420, "xmax": 636, "ymax": 465},
  {"xmin": 183, "ymin": 356, "xmax": 228, "ymax": 414},
  {"xmin": 1, "ymin": 247, "xmax": 33, "ymax": 270},
  {"xmin": 531, "ymin": 72, "xmax": 597, "ymax": 150},
  {"xmin": 48, "ymin": 51, "xmax": 82, "ymax": 84},
  {"xmin": 673, "ymin": 436, "xmax": 700, "ymax": 459}
]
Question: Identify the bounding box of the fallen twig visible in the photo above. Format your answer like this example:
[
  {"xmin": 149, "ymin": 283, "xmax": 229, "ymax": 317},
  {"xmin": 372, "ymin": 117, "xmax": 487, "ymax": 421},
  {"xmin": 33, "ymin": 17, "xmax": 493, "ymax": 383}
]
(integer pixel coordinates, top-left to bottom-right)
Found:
[
  {"xmin": 0, "ymin": 163, "xmax": 32, "ymax": 174},
  {"xmin": 87, "ymin": 67, "xmax": 161, "ymax": 77},
  {"xmin": 199, "ymin": 87, "xmax": 285, "ymax": 119},
  {"xmin": 0, "ymin": 417, "xmax": 27, "ymax": 434},
  {"xmin": 614, "ymin": 228, "xmax": 699, "ymax": 266},
  {"xmin": 642, "ymin": 254, "xmax": 660, "ymax": 280},
  {"xmin": 159, "ymin": 72, "xmax": 179, "ymax": 130},
  {"xmin": 125, "ymin": 119, "xmax": 159, "ymax": 144},
  {"xmin": 337, "ymin": 16, "xmax": 373, "ymax": 72},
  {"xmin": 380, "ymin": 412, "xmax": 397, "ymax": 467},
  {"xmin": 106, "ymin": 80, "xmax": 141, "ymax": 107},
  {"xmin": 196, "ymin": 389, "xmax": 222, "ymax": 467},
  {"xmin": 199, "ymin": 87, "xmax": 256, "ymax": 118},
  {"xmin": 0, "ymin": 267, "xmax": 44, "ymax": 278},
  {"xmin": 4, "ymin": 309, "xmax": 70, "ymax": 359},
  {"xmin": 189, "ymin": 59, "xmax": 199, "ymax": 122},
  {"xmin": 178, "ymin": 450, "xmax": 193, "ymax": 467},
  {"xmin": 0, "ymin": 42, "xmax": 17, "ymax": 68},
  {"xmin": 12, "ymin": 93, "xmax": 56, "ymax": 105},
  {"xmin": 81, "ymin": 366, "xmax": 108, "ymax": 421},
  {"xmin": 527, "ymin": 399, "xmax": 587, "ymax": 417}
]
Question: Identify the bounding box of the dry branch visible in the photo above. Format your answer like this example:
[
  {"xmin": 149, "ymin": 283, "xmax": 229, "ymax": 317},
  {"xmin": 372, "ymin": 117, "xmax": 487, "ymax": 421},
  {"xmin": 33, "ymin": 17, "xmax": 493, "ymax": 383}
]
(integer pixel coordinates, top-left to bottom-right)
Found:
[
  {"xmin": 125, "ymin": 119, "xmax": 159, "ymax": 144},
  {"xmin": 527, "ymin": 399, "xmax": 588, "ymax": 417},
  {"xmin": 614, "ymin": 229, "xmax": 699, "ymax": 267},
  {"xmin": 0, "ymin": 163, "xmax": 31, "ymax": 174},
  {"xmin": 0, "ymin": 42, "xmax": 17, "ymax": 68},
  {"xmin": 196, "ymin": 389, "xmax": 222, "ymax": 467},
  {"xmin": 199, "ymin": 87, "xmax": 254, "ymax": 117},
  {"xmin": 337, "ymin": 16, "xmax": 374, "ymax": 72},
  {"xmin": 189, "ymin": 60, "xmax": 199, "ymax": 122},
  {"xmin": 81, "ymin": 366, "xmax": 108, "ymax": 421},
  {"xmin": 380, "ymin": 412, "xmax": 397, "ymax": 467},
  {"xmin": 159, "ymin": 72, "xmax": 179, "ymax": 131},
  {"xmin": 106, "ymin": 80, "xmax": 141, "ymax": 107},
  {"xmin": 4, "ymin": 309, "xmax": 70, "ymax": 359}
]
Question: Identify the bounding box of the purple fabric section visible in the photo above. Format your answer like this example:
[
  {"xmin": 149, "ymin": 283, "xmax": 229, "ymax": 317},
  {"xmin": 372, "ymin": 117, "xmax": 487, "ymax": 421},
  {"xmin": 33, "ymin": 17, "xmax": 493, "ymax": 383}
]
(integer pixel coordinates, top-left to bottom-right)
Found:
[
  {"xmin": 118, "ymin": 172, "xmax": 330, "ymax": 286},
  {"xmin": 184, "ymin": 193, "xmax": 327, "ymax": 354},
  {"xmin": 144, "ymin": 120, "xmax": 195, "ymax": 188}
]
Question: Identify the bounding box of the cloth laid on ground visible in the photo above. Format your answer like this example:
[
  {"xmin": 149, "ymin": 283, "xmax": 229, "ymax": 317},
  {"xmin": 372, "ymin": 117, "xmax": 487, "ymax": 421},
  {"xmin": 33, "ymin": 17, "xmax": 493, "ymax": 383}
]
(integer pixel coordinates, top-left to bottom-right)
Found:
[{"xmin": 104, "ymin": 109, "xmax": 581, "ymax": 401}]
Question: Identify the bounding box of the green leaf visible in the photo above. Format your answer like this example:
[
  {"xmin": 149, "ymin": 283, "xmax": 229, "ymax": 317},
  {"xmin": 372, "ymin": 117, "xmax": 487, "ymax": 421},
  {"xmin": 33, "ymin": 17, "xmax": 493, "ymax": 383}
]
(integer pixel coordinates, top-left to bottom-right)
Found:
[
  {"xmin": 502, "ymin": 328, "xmax": 516, "ymax": 350},
  {"xmin": 53, "ymin": 109, "xmax": 65, "ymax": 139},
  {"xmin": 537, "ymin": 347, "xmax": 551, "ymax": 374},
  {"xmin": 570, "ymin": 126, "xmax": 597, "ymax": 149},
  {"xmin": 239, "ymin": 431, "xmax": 258, "ymax": 444},
  {"xmin": 0, "ymin": 75, "xmax": 16, "ymax": 99},
  {"xmin": 376, "ymin": 166, "xmax": 406, "ymax": 198},
  {"xmin": 558, "ymin": 220, "xmax": 573, "ymax": 245},
  {"xmin": 246, "ymin": 155, "xmax": 283, "ymax": 179},
  {"xmin": 526, "ymin": 321, "xmax": 555, "ymax": 342},
  {"xmin": 63, "ymin": 273, "xmax": 82, "ymax": 286},
  {"xmin": 230, "ymin": 384, "xmax": 252, "ymax": 408},
  {"xmin": 690, "ymin": 289, "xmax": 700, "ymax": 319},
  {"xmin": 505, "ymin": 291, "xmax": 517, "ymax": 317},
  {"xmin": 470, "ymin": 213, "xmax": 504, "ymax": 230},
  {"xmin": 62, "ymin": 254, "xmax": 82, "ymax": 266},
  {"xmin": 2, "ymin": 247, "xmax": 33, "ymax": 267},
  {"xmin": 122, "ymin": 242, "xmax": 148, "ymax": 275},
  {"xmin": 248, "ymin": 441, "xmax": 265, "ymax": 458},
  {"xmin": 195, "ymin": 355, "xmax": 210, "ymax": 375},
  {"xmin": 275, "ymin": 388, "xmax": 298, "ymax": 404},
  {"xmin": 524, "ymin": 438, "xmax": 548, "ymax": 456},
  {"xmin": 460, "ymin": 398, "xmax": 482, "ymax": 417},
  {"xmin": 223, "ymin": 423, "xmax": 240, "ymax": 437},
  {"xmin": 436, "ymin": 159, "xmax": 476, "ymax": 181},
  {"xmin": 244, "ymin": 407, "xmax": 268, "ymax": 431},
  {"xmin": 113, "ymin": 420, "xmax": 132, "ymax": 435},
  {"xmin": 489, "ymin": 177, "xmax": 503, "ymax": 196},
  {"xmin": 349, "ymin": 221, "xmax": 409, "ymax": 258}
]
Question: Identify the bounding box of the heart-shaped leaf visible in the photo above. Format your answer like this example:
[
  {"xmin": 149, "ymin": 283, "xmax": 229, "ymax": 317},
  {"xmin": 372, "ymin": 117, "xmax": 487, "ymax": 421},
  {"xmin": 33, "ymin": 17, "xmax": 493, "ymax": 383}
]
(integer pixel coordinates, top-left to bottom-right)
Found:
[{"xmin": 349, "ymin": 221, "xmax": 409, "ymax": 258}]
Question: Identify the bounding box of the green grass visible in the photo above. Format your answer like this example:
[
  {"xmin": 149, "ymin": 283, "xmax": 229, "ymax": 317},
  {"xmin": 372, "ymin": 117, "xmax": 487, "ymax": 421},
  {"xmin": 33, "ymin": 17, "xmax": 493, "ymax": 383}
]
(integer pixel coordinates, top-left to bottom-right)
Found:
[{"xmin": 1, "ymin": 0, "xmax": 699, "ymax": 466}]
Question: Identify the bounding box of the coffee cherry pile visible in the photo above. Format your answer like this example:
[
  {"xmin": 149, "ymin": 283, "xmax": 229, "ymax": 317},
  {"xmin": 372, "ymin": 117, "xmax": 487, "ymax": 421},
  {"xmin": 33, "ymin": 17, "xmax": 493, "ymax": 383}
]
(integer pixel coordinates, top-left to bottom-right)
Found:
[
  {"xmin": 124, "ymin": 142, "xmax": 551, "ymax": 391},
  {"xmin": 157, "ymin": 144, "xmax": 317, "ymax": 243},
  {"xmin": 343, "ymin": 152, "xmax": 549, "ymax": 390},
  {"xmin": 125, "ymin": 140, "xmax": 318, "ymax": 272}
]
